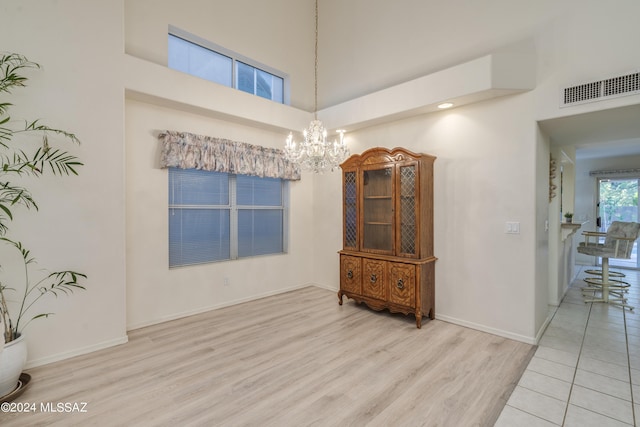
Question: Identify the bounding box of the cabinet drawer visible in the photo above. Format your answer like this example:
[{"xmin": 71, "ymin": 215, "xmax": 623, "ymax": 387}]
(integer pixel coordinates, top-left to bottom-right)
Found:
[
  {"xmin": 362, "ymin": 258, "xmax": 385, "ymax": 300},
  {"xmin": 340, "ymin": 255, "xmax": 362, "ymax": 294},
  {"xmin": 387, "ymin": 262, "xmax": 416, "ymax": 307}
]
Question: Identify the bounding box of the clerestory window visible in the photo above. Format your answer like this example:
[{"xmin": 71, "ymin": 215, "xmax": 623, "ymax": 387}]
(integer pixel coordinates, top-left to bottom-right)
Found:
[{"xmin": 168, "ymin": 27, "xmax": 287, "ymax": 104}]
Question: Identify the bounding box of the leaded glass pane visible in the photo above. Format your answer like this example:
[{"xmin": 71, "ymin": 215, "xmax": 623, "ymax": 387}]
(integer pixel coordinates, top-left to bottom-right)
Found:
[
  {"xmin": 400, "ymin": 165, "xmax": 416, "ymax": 254},
  {"xmin": 344, "ymin": 172, "xmax": 357, "ymax": 247}
]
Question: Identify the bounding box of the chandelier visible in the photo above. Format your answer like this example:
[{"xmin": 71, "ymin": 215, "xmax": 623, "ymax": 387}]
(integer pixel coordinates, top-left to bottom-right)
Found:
[{"xmin": 284, "ymin": 0, "xmax": 349, "ymax": 173}]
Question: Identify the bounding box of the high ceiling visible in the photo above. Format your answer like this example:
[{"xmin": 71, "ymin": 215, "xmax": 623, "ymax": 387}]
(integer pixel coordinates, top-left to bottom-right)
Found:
[{"xmin": 320, "ymin": 0, "xmax": 640, "ymax": 162}]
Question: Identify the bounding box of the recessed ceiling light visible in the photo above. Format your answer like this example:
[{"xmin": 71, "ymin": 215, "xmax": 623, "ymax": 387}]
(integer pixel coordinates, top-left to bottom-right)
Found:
[{"xmin": 437, "ymin": 102, "xmax": 454, "ymax": 109}]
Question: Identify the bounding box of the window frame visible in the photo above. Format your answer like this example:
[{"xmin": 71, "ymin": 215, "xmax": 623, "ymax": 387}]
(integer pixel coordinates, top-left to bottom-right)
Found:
[
  {"xmin": 168, "ymin": 25, "xmax": 290, "ymax": 105},
  {"xmin": 169, "ymin": 168, "xmax": 290, "ymax": 268}
]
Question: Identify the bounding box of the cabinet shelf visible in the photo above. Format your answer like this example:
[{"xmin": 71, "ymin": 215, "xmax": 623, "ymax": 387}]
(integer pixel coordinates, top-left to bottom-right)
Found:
[
  {"xmin": 364, "ymin": 196, "xmax": 392, "ymax": 199},
  {"xmin": 365, "ymin": 222, "xmax": 392, "ymax": 226}
]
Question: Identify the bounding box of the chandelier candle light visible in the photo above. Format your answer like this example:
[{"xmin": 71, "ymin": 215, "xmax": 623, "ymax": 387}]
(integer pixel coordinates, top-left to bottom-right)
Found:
[{"xmin": 284, "ymin": 0, "xmax": 349, "ymax": 173}]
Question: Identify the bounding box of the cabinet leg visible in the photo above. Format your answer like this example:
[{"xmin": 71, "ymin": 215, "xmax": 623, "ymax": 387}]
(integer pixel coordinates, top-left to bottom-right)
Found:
[
  {"xmin": 415, "ymin": 312, "xmax": 422, "ymax": 329},
  {"xmin": 337, "ymin": 291, "xmax": 343, "ymax": 305}
]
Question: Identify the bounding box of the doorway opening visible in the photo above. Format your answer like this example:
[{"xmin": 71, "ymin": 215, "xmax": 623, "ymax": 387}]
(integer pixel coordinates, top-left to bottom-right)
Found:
[{"xmin": 597, "ymin": 177, "xmax": 639, "ymax": 269}]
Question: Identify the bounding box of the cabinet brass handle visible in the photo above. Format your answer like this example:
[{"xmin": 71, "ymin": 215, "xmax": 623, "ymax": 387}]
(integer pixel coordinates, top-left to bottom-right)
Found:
[
  {"xmin": 347, "ymin": 270, "xmax": 353, "ymax": 279},
  {"xmin": 370, "ymin": 274, "xmax": 377, "ymax": 283},
  {"xmin": 397, "ymin": 279, "xmax": 405, "ymax": 290}
]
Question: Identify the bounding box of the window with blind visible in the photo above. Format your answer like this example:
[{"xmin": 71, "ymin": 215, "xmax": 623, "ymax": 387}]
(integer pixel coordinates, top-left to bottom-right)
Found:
[{"xmin": 168, "ymin": 167, "xmax": 288, "ymax": 267}]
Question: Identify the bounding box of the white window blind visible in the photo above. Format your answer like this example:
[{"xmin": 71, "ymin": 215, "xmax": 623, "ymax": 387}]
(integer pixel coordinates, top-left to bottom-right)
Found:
[{"xmin": 169, "ymin": 168, "xmax": 287, "ymax": 267}]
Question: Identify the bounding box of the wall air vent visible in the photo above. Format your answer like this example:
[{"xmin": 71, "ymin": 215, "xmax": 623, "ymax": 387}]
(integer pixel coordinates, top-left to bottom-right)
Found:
[{"xmin": 562, "ymin": 71, "xmax": 640, "ymax": 107}]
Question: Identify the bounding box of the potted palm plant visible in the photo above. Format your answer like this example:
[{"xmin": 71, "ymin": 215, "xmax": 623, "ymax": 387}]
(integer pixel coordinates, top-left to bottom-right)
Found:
[{"xmin": 0, "ymin": 52, "xmax": 86, "ymax": 398}]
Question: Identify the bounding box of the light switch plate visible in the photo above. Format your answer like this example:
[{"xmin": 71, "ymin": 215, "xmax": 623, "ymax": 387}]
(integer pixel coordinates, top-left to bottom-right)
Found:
[{"xmin": 506, "ymin": 222, "xmax": 520, "ymax": 234}]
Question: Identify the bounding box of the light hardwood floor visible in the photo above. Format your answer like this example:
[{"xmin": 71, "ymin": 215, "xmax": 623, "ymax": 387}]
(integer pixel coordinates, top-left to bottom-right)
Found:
[{"xmin": 4, "ymin": 287, "xmax": 535, "ymax": 426}]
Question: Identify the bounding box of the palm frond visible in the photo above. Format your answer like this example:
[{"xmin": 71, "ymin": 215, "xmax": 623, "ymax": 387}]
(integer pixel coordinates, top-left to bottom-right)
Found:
[
  {"xmin": 0, "ymin": 182, "xmax": 38, "ymax": 235},
  {"xmin": 0, "ymin": 53, "xmax": 39, "ymax": 94},
  {"xmin": 23, "ymin": 120, "xmax": 80, "ymax": 145},
  {"xmin": 31, "ymin": 146, "xmax": 83, "ymax": 176},
  {"xmin": 0, "ymin": 52, "xmax": 86, "ymax": 342},
  {"xmin": 0, "ymin": 103, "xmax": 12, "ymax": 117},
  {"xmin": 0, "ymin": 237, "xmax": 87, "ymax": 337}
]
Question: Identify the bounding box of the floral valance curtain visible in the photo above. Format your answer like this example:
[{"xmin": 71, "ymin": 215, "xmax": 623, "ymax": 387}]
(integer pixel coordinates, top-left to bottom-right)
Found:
[{"xmin": 158, "ymin": 130, "xmax": 301, "ymax": 181}]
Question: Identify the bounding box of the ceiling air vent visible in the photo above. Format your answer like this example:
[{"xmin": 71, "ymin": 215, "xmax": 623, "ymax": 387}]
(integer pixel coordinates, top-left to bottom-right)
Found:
[{"xmin": 562, "ymin": 71, "xmax": 640, "ymax": 107}]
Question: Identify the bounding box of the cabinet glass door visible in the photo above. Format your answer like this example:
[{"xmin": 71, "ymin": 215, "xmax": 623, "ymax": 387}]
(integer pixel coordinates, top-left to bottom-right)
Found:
[
  {"xmin": 362, "ymin": 166, "xmax": 394, "ymax": 253},
  {"xmin": 398, "ymin": 164, "xmax": 417, "ymax": 256},
  {"xmin": 343, "ymin": 171, "xmax": 358, "ymax": 249}
]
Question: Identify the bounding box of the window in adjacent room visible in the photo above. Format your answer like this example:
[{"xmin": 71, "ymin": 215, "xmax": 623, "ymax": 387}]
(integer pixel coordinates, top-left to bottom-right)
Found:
[
  {"xmin": 168, "ymin": 168, "xmax": 288, "ymax": 268},
  {"xmin": 168, "ymin": 26, "xmax": 287, "ymax": 104}
]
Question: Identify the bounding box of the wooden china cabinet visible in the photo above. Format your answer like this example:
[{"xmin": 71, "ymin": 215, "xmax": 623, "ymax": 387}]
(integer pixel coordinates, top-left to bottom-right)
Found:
[{"xmin": 338, "ymin": 147, "xmax": 436, "ymax": 328}]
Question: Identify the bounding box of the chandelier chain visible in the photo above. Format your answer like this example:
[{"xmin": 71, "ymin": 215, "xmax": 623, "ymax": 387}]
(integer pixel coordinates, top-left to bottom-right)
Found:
[
  {"xmin": 314, "ymin": 0, "xmax": 319, "ymax": 119},
  {"xmin": 283, "ymin": 0, "xmax": 349, "ymax": 173}
]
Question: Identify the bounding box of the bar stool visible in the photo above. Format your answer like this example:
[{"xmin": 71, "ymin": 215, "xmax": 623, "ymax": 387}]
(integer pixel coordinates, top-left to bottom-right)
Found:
[{"xmin": 577, "ymin": 221, "xmax": 640, "ymax": 310}]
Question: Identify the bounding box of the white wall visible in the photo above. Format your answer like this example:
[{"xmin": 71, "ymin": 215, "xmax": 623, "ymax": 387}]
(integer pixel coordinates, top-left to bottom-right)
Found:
[
  {"xmin": 0, "ymin": 0, "xmax": 316, "ymax": 366},
  {"xmin": 319, "ymin": 0, "xmax": 581, "ymax": 109},
  {"xmin": 312, "ymin": 94, "xmax": 540, "ymax": 341},
  {"xmin": 124, "ymin": 0, "xmax": 315, "ymax": 112},
  {"xmin": 125, "ymin": 99, "xmax": 316, "ymax": 329},
  {"xmin": 534, "ymin": 0, "xmax": 640, "ymax": 121},
  {"xmin": 123, "ymin": 0, "xmax": 319, "ymax": 330},
  {"xmin": 535, "ymin": 127, "xmax": 551, "ymax": 337},
  {"xmin": 0, "ymin": 1, "xmax": 127, "ymax": 365},
  {"xmin": 315, "ymin": 0, "xmax": 640, "ymax": 342}
]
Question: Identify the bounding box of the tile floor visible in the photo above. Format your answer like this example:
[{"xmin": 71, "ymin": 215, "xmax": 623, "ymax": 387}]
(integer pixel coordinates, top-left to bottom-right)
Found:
[{"xmin": 496, "ymin": 265, "xmax": 640, "ymax": 426}]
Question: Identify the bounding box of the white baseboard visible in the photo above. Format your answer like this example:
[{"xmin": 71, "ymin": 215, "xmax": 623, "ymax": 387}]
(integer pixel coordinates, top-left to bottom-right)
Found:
[
  {"xmin": 26, "ymin": 284, "xmax": 323, "ymax": 369},
  {"xmin": 535, "ymin": 311, "xmax": 555, "ymax": 344},
  {"xmin": 25, "ymin": 284, "xmax": 543, "ymax": 368},
  {"xmin": 25, "ymin": 335, "xmax": 129, "ymax": 369},
  {"xmin": 126, "ymin": 283, "xmax": 315, "ymax": 331},
  {"xmin": 435, "ymin": 313, "xmax": 537, "ymax": 345},
  {"xmin": 310, "ymin": 282, "xmax": 339, "ymax": 292},
  {"xmin": 319, "ymin": 283, "xmax": 540, "ymax": 345}
]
